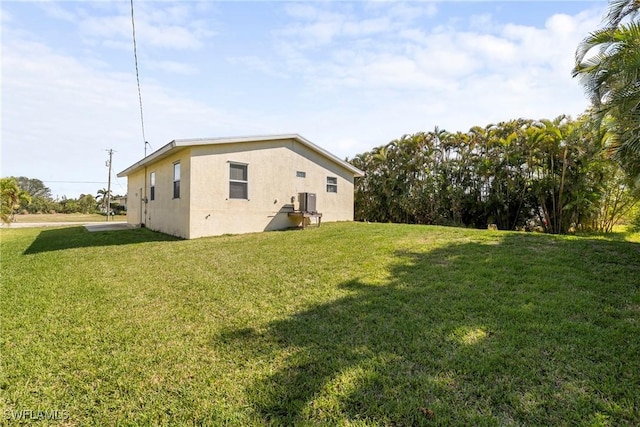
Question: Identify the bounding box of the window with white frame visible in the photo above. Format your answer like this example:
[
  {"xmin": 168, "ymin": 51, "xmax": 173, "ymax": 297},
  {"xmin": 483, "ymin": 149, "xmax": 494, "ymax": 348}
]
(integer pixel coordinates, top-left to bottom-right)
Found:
[
  {"xmin": 150, "ymin": 172, "xmax": 156, "ymax": 201},
  {"xmin": 229, "ymin": 163, "xmax": 248, "ymax": 199},
  {"xmin": 326, "ymin": 176, "xmax": 338, "ymax": 193},
  {"xmin": 173, "ymin": 162, "xmax": 181, "ymax": 199}
]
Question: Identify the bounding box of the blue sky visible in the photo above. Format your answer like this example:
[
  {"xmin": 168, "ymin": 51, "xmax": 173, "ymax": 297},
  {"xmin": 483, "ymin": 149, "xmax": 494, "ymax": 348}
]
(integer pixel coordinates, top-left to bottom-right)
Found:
[{"xmin": 2, "ymin": 1, "xmax": 607, "ymax": 198}]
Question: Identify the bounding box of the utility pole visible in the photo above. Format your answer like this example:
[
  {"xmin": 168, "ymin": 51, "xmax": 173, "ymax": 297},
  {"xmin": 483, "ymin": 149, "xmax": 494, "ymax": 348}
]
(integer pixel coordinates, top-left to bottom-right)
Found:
[{"xmin": 106, "ymin": 149, "xmax": 114, "ymax": 222}]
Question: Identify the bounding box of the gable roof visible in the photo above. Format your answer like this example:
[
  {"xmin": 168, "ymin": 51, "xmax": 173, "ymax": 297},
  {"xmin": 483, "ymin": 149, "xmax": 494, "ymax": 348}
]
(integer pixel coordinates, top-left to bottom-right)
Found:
[{"xmin": 117, "ymin": 134, "xmax": 364, "ymax": 178}]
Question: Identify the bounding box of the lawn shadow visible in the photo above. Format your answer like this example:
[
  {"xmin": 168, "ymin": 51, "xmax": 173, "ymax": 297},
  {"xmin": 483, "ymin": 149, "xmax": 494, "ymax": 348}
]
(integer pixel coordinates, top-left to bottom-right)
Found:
[
  {"xmin": 23, "ymin": 226, "xmax": 180, "ymax": 255},
  {"xmin": 227, "ymin": 233, "xmax": 640, "ymax": 425}
]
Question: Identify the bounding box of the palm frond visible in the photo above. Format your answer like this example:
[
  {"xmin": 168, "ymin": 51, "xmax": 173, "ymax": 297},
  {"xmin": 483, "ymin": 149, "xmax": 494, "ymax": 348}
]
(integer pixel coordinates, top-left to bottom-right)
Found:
[
  {"xmin": 605, "ymin": 0, "xmax": 640, "ymax": 29},
  {"xmin": 574, "ymin": 11, "xmax": 640, "ymax": 176}
]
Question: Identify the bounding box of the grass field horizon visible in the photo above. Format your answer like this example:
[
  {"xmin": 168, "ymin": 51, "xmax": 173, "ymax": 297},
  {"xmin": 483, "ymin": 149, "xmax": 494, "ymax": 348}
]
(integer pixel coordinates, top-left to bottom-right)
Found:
[
  {"xmin": 7, "ymin": 213, "xmax": 120, "ymax": 223},
  {"xmin": 2, "ymin": 222, "xmax": 639, "ymax": 425}
]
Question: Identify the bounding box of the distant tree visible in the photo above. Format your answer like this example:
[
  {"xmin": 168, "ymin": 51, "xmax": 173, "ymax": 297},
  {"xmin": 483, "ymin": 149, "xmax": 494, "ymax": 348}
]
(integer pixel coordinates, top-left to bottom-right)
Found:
[
  {"xmin": 78, "ymin": 194, "xmax": 98, "ymax": 214},
  {"xmin": 12, "ymin": 176, "xmax": 54, "ymax": 213},
  {"xmin": 14, "ymin": 176, "xmax": 52, "ymax": 199},
  {"xmin": 96, "ymin": 188, "xmax": 112, "ymax": 212},
  {"xmin": 24, "ymin": 196, "xmax": 56, "ymax": 214},
  {"xmin": 1, "ymin": 178, "xmax": 31, "ymax": 224},
  {"xmin": 58, "ymin": 196, "xmax": 81, "ymax": 214}
]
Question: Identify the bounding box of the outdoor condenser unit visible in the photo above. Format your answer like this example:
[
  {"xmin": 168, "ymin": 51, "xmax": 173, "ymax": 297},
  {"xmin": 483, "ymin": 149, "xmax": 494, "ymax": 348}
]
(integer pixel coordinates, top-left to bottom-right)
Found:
[{"xmin": 299, "ymin": 192, "xmax": 317, "ymax": 213}]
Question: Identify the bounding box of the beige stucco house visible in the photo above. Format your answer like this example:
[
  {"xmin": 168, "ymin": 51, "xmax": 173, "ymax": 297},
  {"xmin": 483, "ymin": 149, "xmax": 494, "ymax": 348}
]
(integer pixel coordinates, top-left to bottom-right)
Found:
[{"xmin": 116, "ymin": 134, "xmax": 364, "ymax": 239}]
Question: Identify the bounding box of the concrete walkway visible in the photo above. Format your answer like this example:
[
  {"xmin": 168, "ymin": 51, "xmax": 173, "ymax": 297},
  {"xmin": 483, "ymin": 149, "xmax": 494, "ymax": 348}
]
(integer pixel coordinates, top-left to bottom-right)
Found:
[{"xmin": 84, "ymin": 223, "xmax": 134, "ymax": 232}]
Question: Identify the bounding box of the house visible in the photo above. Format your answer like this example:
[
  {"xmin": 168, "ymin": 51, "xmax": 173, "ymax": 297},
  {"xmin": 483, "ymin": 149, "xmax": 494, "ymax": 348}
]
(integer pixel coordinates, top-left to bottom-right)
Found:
[
  {"xmin": 116, "ymin": 134, "xmax": 364, "ymax": 239},
  {"xmin": 112, "ymin": 195, "xmax": 127, "ymax": 212}
]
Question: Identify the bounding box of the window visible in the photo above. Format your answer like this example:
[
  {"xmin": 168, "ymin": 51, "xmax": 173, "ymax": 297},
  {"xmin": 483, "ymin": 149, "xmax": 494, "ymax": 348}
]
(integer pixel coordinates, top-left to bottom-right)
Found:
[
  {"xmin": 296, "ymin": 171, "xmax": 306, "ymax": 178},
  {"xmin": 173, "ymin": 162, "xmax": 180, "ymax": 199},
  {"xmin": 229, "ymin": 163, "xmax": 248, "ymax": 199},
  {"xmin": 150, "ymin": 172, "xmax": 156, "ymax": 201},
  {"xmin": 326, "ymin": 176, "xmax": 338, "ymax": 193}
]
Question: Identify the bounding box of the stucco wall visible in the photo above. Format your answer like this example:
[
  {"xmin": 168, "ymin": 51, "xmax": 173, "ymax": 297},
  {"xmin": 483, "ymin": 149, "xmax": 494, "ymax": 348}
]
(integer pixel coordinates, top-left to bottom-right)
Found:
[
  {"xmin": 188, "ymin": 139, "xmax": 355, "ymax": 238},
  {"xmin": 125, "ymin": 169, "xmax": 145, "ymax": 227},
  {"xmin": 125, "ymin": 149, "xmax": 191, "ymax": 238},
  {"xmin": 147, "ymin": 149, "xmax": 191, "ymax": 238}
]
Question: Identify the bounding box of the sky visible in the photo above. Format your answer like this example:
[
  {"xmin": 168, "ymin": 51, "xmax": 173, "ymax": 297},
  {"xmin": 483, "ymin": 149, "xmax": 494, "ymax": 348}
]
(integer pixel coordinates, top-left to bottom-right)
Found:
[{"xmin": 2, "ymin": 0, "xmax": 609, "ymax": 199}]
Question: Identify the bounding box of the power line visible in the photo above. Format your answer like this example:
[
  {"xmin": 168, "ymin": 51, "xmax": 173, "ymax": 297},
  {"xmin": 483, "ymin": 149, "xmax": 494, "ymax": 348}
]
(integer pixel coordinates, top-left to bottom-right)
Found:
[
  {"xmin": 113, "ymin": 175, "xmax": 127, "ymax": 191},
  {"xmin": 130, "ymin": 0, "xmax": 147, "ymax": 153}
]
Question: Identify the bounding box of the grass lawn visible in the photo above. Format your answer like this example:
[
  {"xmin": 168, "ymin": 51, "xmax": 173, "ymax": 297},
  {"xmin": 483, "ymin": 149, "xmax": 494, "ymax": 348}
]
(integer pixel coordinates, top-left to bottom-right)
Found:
[
  {"xmin": 2, "ymin": 223, "xmax": 639, "ymax": 426},
  {"xmin": 10, "ymin": 213, "xmax": 114, "ymax": 223}
]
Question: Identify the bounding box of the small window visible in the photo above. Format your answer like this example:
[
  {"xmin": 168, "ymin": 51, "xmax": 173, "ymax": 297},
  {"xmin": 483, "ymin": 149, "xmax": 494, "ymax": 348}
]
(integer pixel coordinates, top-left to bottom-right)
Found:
[
  {"xmin": 150, "ymin": 172, "xmax": 156, "ymax": 201},
  {"xmin": 326, "ymin": 176, "xmax": 338, "ymax": 193},
  {"xmin": 229, "ymin": 163, "xmax": 248, "ymax": 199},
  {"xmin": 173, "ymin": 162, "xmax": 181, "ymax": 199},
  {"xmin": 296, "ymin": 171, "xmax": 306, "ymax": 178}
]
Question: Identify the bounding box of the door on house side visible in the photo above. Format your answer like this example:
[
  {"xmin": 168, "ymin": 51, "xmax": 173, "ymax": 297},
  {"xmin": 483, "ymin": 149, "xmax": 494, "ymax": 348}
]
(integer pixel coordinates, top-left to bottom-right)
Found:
[{"xmin": 139, "ymin": 187, "xmax": 144, "ymax": 226}]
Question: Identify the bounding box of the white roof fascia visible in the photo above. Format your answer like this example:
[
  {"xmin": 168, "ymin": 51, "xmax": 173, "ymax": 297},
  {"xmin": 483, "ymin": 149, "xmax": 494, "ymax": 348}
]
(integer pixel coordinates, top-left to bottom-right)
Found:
[
  {"xmin": 116, "ymin": 140, "xmax": 178, "ymax": 177},
  {"xmin": 117, "ymin": 134, "xmax": 364, "ymax": 177}
]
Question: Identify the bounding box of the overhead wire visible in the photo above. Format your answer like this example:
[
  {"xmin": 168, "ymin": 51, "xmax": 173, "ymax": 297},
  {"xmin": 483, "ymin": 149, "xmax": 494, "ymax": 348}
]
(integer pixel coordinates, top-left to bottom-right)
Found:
[{"xmin": 130, "ymin": 0, "xmax": 147, "ymax": 150}]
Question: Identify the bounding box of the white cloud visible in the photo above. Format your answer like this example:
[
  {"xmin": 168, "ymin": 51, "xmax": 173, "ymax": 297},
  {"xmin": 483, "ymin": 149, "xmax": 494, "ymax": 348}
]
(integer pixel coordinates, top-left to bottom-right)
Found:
[
  {"xmin": 282, "ymin": 3, "xmax": 321, "ymax": 21},
  {"xmin": 138, "ymin": 21, "xmax": 213, "ymax": 50},
  {"xmin": 277, "ymin": 2, "xmax": 434, "ymax": 50},
  {"xmin": 1, "ymin": 37, "xmax": 255, "ymax": 197},
  {"xmin": 79, "ymin": 15, "xmax": 212, "ymax": 50},
  {"xmin": 78, "ymin": 15, "xmax": 131, "ymax": 46},
  {"xmin": 251, "ymin": 2, "xmax": 604, "ymax": 158},
  {"xmin": 366, "ymin": 2, "xmax": 438, "ymax": 21},
  {"xmin": 469, "ymin": 13, "xmax": 499, "ymax": 33},
  {"xmin": 146, "ymin": 59, "xmax": 198, "ymax": 75},
  {"xmin": 2, "ymin": 1, "xmax": 609, "ymax": 198},
  {"xmin": 227, "ymin": 56, "xmax": 283, "ymax": 78},
  {"xmin": 73, "ymin": 2, "xmax": 215, "ymax": 51},
  {"xmin": 460, "ymin": 33, "xmax": 517, "ymax": 63},
  {"xmin": 273, "ymin": 3, "xmax": 601, "ymax": 98},
  {"xmin": 38, "ymin": 2, "xmax": 75, "ymax": 22},
  {"xmin": 342, "ymin": 17, "xmax": 392, "ymax": 36}
]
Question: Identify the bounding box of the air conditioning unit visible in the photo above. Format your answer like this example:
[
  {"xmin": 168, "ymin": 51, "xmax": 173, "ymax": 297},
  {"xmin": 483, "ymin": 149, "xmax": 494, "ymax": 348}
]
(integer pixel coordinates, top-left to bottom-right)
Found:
[{"xmin": 299, "ymin": 192, "xmax": 316, "ymax": 213}]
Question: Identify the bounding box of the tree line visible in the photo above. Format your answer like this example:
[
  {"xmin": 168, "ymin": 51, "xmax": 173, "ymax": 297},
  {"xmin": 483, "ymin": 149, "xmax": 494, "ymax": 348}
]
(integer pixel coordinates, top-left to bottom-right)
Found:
[
  {"xmin": 348, "ymin": 0, "xmax": 640, "ymax": 234},
  {"xmin": 0, "ymin": 176, "xmax": 124, "ymax": 223},
  {"xmin": 348, "ymin": 116, "xmax": 638, "ymax": 233}
]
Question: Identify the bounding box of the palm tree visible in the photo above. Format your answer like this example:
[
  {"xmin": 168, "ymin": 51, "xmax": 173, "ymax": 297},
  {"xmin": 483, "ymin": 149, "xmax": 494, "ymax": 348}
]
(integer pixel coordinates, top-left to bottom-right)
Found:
[
  {"xmin": 96, "ymin": 188, "xmax": 112, "ymax": 212},
  {"xmin": 1, "ymin": 178, "xmax": 31, "ymax": 224},
  {"xmin": 574, "ymin": 1, "xmax": 640, "ymax": 180}
]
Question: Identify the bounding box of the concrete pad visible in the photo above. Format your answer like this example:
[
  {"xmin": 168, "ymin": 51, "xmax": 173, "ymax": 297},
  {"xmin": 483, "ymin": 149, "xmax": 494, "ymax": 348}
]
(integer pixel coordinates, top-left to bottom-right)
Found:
[{"xmin": 84, "ymin": 222, "xmax": 134, "ymax": 232}]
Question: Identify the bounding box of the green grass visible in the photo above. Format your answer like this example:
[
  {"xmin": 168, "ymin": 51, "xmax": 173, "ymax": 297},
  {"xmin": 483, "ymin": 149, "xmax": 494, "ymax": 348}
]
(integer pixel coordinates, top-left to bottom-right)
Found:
[
  {"xmin": 11, "ymin": 213, "xmax": 110, "ymax": 223},
  {"xmin": 2, "ymin": 223, "xmax": 639, "ymax": 426}
]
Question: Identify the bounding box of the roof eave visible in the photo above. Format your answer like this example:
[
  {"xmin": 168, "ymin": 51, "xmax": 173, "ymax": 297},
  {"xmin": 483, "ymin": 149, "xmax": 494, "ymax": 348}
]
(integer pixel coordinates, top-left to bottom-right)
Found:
[
  {"xmin": 291, "ymin": 134, "xmax": 365, "ymax": 177},
  {"xmin": 117, "ymin": 134, "xmax": 365, "ymax": 178},
  {"xmin": 116, "ymin": 140, "xmax": 178, "ymax": 177}
]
